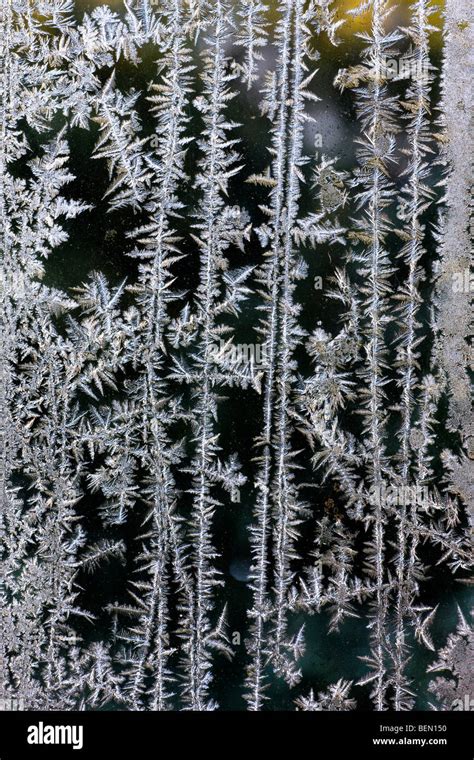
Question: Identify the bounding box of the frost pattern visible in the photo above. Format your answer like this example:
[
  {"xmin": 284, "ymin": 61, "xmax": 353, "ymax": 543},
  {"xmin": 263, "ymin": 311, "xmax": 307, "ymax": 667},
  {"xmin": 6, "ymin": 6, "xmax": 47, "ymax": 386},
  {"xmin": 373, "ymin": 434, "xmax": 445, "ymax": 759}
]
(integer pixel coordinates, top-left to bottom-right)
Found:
[{"xmin": 0, "ymin": 0, "xmax": 472, "ymax": 711}]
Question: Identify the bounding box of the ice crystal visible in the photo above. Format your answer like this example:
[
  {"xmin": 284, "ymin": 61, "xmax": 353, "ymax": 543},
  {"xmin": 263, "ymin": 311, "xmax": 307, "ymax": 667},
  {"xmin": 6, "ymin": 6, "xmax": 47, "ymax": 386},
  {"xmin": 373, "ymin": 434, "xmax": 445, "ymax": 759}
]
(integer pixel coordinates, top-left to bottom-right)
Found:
[{"xmin": 0, "ymin": 0, "xmax": 472, "ymax": 712}]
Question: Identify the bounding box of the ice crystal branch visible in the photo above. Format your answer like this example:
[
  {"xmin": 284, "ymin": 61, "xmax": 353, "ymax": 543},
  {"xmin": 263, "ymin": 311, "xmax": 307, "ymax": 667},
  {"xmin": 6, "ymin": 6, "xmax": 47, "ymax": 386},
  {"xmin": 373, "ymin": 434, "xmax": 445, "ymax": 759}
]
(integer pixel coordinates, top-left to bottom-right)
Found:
[{"xmin": 1, "ymin": 0, "xmax": 472, "ymax": 713}]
